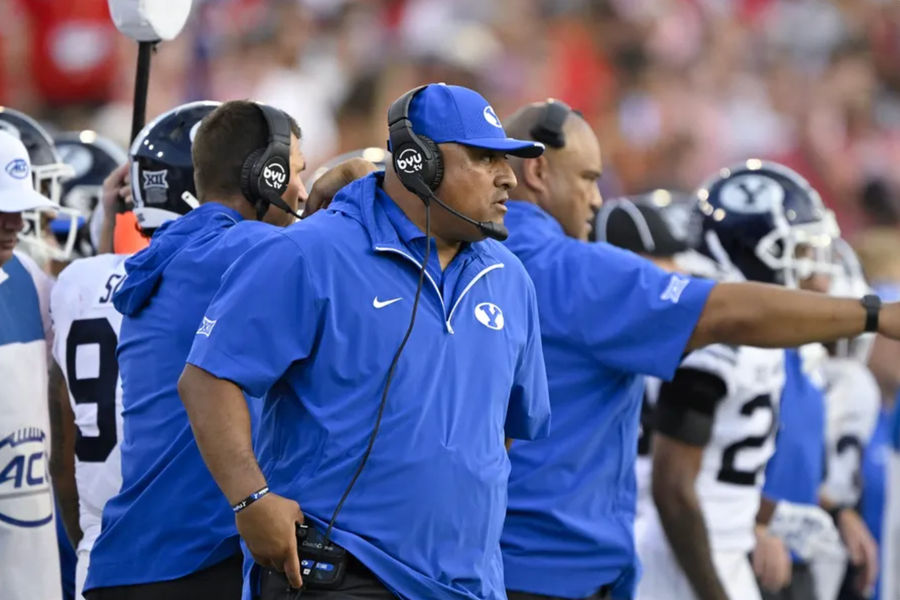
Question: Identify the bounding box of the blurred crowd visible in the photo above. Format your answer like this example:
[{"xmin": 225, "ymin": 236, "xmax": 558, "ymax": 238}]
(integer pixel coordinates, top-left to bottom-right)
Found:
[{"xmin": 6, "ymin": 0, "xmax": 900, "ymax": 239}]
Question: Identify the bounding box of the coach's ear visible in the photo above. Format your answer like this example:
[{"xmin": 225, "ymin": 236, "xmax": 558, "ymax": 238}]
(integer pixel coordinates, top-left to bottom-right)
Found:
[{"xmin": 304, "ymin": 159, "xmax": 377, "ymax": 218}]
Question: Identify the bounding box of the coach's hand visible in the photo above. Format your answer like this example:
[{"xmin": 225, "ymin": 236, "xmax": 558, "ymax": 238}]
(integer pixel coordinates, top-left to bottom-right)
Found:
[
  {"xmin": 236, "ymin": 493, "xmax": 305, "ymax": 589},
  {"xmin": 305, "ymin": 158, "xmax": 377, "ymax": 217}
]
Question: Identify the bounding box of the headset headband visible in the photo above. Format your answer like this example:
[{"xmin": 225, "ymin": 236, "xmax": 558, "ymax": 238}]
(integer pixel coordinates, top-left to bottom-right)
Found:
[{"xmin": 530, "ymin": 99, "xmax": 576, "ymax": 149}]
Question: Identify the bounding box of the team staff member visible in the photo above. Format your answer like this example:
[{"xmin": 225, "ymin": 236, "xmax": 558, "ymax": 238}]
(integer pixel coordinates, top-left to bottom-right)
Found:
[
  {"xmin": 84, "ymin": 101, "xmax": 368, "ymax": 600},
  {"xmin": 179, "ymin": 83, "xmax": 551, "ymax": 600},
  {"xmin": 0, "ymin": 129, "xmax": 63, "ymax": 600},
  {"xmin": 498, "ymin": 101, "xmax": 900, "ymax": 600}
]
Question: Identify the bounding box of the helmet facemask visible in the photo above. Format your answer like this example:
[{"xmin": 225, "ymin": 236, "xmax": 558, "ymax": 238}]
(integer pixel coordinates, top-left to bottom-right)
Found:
[
  {"xmin": 756, "ymin": 209, "xmax": 841, "ymax": 289},
  {"xmin": 18, "ymin": 161, "xmax": 78, "ymax": 264}
]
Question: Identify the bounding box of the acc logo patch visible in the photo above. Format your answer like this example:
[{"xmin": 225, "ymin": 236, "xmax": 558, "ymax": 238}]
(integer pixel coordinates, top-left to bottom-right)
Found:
[
  {"xmin": 719, "ymin": 175, "xmax": 783, "ymax": 214},
  {"xmin": 396, "ymin": 148, "xmax": 423, "ymax": 174},
  {"xmin": 483, "ymin": 106, "xmax": 502, "ymax": 129},
  {"xmin": 474, "ymin": 302, "xmax": 504, "ymax": 330},
  {"xmin": 5, "ymin": 158, "xmax": 28, "ymax": 179},
  {"xmin": 0, "ymin": 428, "xmax": 52, "ymax": 528}
]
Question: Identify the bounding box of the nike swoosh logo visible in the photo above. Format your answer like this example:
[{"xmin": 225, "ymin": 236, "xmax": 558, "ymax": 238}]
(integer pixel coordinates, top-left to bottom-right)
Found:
[{"xmin": 373, "ymin": 297, "xmax": 403, "ymax": 309}]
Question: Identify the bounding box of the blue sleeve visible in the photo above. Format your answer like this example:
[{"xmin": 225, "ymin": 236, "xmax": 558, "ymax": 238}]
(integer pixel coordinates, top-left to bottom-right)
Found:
[
  {"xmin": 186, "ymin": 232, "xmax": 319, "ymax": 398},
  {"xmin": 505, "ymin": 275, "xmax": 551, "ymax": 440},
  {"xmin": 553, "ymin": 241, "xmax": 715, "ymax": 380},
  {"xmin": 892, "ymin": 401, "xmax": 900, "ymax": 451}
]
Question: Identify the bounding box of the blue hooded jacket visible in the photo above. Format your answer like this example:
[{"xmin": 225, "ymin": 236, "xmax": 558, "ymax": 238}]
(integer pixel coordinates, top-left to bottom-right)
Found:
[{"xmin": 86, "ymin": 203, "xmax": 273, "ymax": 590}]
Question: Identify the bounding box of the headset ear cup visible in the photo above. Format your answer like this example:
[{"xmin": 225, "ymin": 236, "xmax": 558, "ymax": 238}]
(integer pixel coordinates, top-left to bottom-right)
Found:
[
  {"xmin": 241, "ymin": 149, "xmax": 264, "ymax": 203},
  {"xmin": 420, "ymin": 136, "xmax": 443, "ymax": 191}
]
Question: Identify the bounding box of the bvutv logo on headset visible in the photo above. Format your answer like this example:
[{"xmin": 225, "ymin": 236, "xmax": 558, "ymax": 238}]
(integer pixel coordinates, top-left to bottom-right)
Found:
[
  {"xmin": 263, "ymin": 161, "xmax": 287, "ymax": 190},
  {"xmin": 396, "ymin": 148, "xmax": 423, "ymax": 174}
]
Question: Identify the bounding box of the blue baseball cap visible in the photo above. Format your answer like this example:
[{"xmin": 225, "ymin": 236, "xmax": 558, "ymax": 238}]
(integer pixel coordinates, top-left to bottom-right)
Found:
[{"xmin": 408, "ymin": 84, "xmax": 544, "ymax": 158}]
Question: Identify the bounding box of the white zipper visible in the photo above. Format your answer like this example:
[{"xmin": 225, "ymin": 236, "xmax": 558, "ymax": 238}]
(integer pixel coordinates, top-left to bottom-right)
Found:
[
  {"xmin": 374, "ymin": 246, "xmax": 504, "ymax": 335},
  {"xmin": 375, "ymin": 246, "xmax": 451, "ymax": 332},
  {"xmin": 446, "ymin": 263, "xmax": 505, "ymax": 327}
]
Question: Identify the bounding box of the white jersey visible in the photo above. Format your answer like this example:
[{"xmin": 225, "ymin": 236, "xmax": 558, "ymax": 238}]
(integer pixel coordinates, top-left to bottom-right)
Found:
[
  {"xmin": 637, "ymin": 344, "xmax": 784, "ymax": 600},
  {"xmin": 692, "ymin": 344, "xmax": 785, "ymax": 552},
  {"xmin": 50, "ymin": 253, "xmax": 127, "ymax": 597},
  {"xmin": 636, "ymin": 343, "xmax": 785, "ymax": 559},
  {"xmin": 819, "ymin": 357, "xmax": 880, "ymax": 507},
  {"xmin": 0, "ymin": 250, "xmax": 62, "ymax": 600}
]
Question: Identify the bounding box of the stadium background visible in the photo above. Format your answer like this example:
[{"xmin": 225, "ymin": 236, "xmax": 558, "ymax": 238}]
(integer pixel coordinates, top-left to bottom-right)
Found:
[{"xmin": 4, "ymin": 0, "xmax": 900, "ymax": 244}]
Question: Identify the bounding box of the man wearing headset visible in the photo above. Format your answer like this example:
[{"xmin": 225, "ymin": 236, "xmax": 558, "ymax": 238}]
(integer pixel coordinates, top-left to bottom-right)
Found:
[
  {"xmin": 83, "ymin": 101, "xmax": 370, "ymax": 600},
  {"xmin": 178, "ymin": 83, "xmax": 551, "ymax": 600},
  {"xmin": 497, "ymin": 101, "xmax": 900, "ymax": 600}
]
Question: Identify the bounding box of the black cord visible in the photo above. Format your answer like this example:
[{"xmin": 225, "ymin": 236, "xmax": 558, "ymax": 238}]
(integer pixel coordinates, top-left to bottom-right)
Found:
[{"xmin": 324, "ymin": 201, "xmax": 432, "ymax": 542}]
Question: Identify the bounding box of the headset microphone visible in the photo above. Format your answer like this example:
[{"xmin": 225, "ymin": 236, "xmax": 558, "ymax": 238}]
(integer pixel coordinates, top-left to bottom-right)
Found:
[{"xmin": 421, "ymin": 187, "xmax": 509, "ymax": 242}]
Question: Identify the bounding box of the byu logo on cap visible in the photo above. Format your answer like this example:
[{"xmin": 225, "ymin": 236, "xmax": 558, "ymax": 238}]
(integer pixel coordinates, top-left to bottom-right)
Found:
[
  {"xmin": 474, "ymin": 302, "xmax": 504, "ymax": 330},
  {"xmin": 143, "ymin": 170, "xmax": 168, "ymax": 190},
  {"xmin": 5, "ymin": 158, "xmax": 28, "ymax": 180},
  {"xmin": 397, "ymin": 148, "xmax": 423, "ymax": 174},
  {"xmin": 483, "ymin": 106, "xmax": 502, "ymax": 129},
  {"xmin": 263, "ymin": 161, "xmax": 287, "ymax": 190}
]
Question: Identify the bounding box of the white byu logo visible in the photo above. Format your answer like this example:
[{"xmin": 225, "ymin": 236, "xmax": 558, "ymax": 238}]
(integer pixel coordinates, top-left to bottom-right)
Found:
[
  {"xmin": 474, "ymin": 302, "xmax": 504, "ymax": 330},
  {"xmin": 483, "ymin": 106, "xmax": 502, "ymax": 128}
]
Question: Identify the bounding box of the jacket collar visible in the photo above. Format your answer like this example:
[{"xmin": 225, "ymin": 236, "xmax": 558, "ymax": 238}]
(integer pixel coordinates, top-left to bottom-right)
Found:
[{"xmin": 328, "ymin": 172, "xmax": 504, "ymax": 263}]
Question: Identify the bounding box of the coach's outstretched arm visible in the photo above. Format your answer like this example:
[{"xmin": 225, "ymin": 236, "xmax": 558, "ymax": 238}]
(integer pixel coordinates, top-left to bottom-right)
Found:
[
  {"xmin": 178, "ymin": 364, "xmax": 305, "ymax": 589},
  {"xmin": 687, "ymin": 282, "xmax": 893, "ymax": 351}
]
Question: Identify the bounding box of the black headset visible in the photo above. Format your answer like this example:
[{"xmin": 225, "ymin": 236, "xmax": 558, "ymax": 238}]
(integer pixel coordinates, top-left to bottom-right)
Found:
[
  {"xmin": 239, "ymin": 103, "xmax": 300, "ymax": 220},
  {"xmin": 387, "ymin": 85, "xmax": 444, "ymax": 198},
  {"xmin": 529, "ymin": 99, "xmax": 576, "ymax": 149},
  {"xmin": 385, "ymin": 84, "xmax": 508, "ymax": 241}
]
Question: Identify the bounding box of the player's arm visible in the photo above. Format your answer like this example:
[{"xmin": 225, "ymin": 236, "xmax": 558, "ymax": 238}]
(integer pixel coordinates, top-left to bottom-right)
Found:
[
  {"xmin": 687, "ymin": 282, "xmax": 897, "ymax": 351},
  {"xmin": 47, "ymin": 360, "xmax": 82, "ymax": 547},
  {"xmin": 96, "ymin": 164, "xmax": 131, "ymax": 254},
  {"xmin": 819, "ymin": 497, "xmax": 879, "ymax": 595},
  {"xmin": 181, "ymin": 234, "xmax": 319, "ymax": 589},
  {"xmin": 179, "ymin": 364, "xmax": 305, "ymax": 588},
  {"xmin": 651, "ymin": 367, "xmax": 728, "ymax": 600}
]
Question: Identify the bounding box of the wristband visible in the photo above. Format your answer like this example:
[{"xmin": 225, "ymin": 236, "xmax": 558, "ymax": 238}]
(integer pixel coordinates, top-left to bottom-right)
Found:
[
  {"xmin": 861, "ymin": 294, "xmax": 881, "ymax": 333},
  {"xmin": 232, "ymin": 486, "xmax": 269, "ymax": 513}
]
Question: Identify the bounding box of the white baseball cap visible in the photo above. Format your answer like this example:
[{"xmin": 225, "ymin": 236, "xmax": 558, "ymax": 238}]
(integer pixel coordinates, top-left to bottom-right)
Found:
[{"xmin": 0, "ymin": 130, "xmax": 59, "ymax": 213}]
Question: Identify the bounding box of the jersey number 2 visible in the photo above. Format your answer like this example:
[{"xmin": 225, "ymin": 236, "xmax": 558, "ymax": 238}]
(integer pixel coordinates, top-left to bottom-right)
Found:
[
  {"xmin": 717, "ymin": 394, "xmax": 776, "ymax": 486},
  {"xmin": 65, "ymin": 318, "xmax": 118, "ymax": 463}
]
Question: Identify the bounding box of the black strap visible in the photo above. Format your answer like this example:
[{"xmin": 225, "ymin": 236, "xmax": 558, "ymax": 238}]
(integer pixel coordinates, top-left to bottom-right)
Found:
[{"xmin": 861, "ymin": 294, "xmax": 881, "ymax": 333}]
